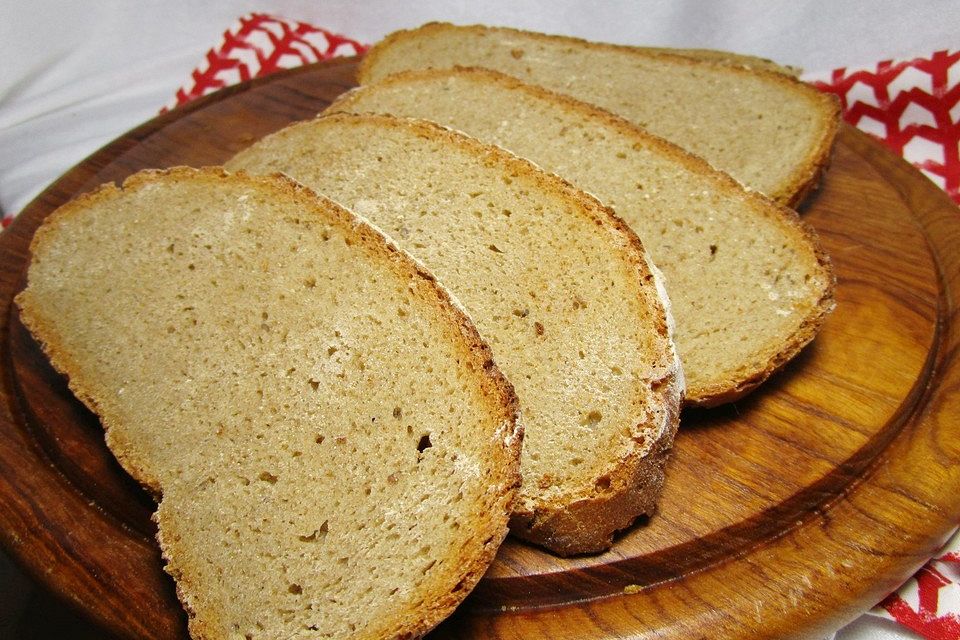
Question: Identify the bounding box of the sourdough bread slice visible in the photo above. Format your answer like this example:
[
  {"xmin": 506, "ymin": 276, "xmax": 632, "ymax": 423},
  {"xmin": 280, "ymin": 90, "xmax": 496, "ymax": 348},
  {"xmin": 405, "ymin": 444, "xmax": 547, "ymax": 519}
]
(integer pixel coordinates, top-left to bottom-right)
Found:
[
  {"xmin": 357, "ymin": 22, "xmax": 841, "ymax": 206},
  {"xmin": 226, "ymin": 113, "xmax": 683, "ymax": 556},
  {"xmin": 15, "ymin": 167, "xmax": 523, "ymax": 639},
  {"xmin": 327, "ymin": 68, "xmax": 835, "ymax": 406}
]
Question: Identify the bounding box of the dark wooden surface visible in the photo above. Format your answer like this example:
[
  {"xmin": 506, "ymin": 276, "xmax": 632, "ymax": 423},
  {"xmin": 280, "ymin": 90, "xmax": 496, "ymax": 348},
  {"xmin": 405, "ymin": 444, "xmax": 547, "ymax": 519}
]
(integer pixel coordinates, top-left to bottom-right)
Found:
[{"xmin": 0, "ymin": 56, "xmax": 958, "ymax": 639}]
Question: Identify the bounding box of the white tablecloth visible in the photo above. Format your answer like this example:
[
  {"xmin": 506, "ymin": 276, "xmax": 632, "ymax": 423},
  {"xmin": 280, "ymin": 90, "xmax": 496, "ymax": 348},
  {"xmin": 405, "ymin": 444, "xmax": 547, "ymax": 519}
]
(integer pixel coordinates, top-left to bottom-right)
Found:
[{"xmin": 2, "ymin": 0, "xmax": 958, "ymax": 218}]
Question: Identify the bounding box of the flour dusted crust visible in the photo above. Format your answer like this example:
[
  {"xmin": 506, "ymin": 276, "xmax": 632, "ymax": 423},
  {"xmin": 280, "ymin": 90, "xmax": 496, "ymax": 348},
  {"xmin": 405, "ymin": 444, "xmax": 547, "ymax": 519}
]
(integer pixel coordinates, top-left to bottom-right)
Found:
[
  {"xmin": 227, "ymin": 113, "xmax": 684, "ymax": 556},
  {"xmin": 16, "ymin": 167, "xmax": 523, "ymax": 639},
  {"xmin": 358, "ymin": 22, "xmax": 841, "ymax": 207}
]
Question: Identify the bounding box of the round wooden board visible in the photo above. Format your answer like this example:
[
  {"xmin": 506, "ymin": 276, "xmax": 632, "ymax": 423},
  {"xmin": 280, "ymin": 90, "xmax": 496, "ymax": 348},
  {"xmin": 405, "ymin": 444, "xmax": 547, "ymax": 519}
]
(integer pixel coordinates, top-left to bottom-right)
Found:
[{"xmin": 1, "ymin": 57, "xmax": 959, "ymax": 640}]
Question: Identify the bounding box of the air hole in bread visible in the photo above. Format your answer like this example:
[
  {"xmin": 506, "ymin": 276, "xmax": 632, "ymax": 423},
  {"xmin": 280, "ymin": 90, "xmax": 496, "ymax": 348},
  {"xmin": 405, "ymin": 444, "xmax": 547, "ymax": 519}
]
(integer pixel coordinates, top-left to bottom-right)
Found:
[
  {"xmin": 295, "ymin": 521, "xmax": 329, "ymax": 544},
  {"xmin": 417, "ymin": 434, "xmax": 433, "ymax": 453}
]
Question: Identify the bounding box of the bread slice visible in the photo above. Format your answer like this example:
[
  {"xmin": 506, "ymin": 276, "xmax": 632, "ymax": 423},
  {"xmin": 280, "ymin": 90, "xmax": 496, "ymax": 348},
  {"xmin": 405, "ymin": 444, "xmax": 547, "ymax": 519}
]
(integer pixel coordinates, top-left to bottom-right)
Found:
[
  {"xmin": 15, "ymin": 167, "xmax": 523, "ymax": 639},
  {"xmin": 357, "ymin": 22, "xmax": 840, "ymax": 206},
  {"xmin": 226, "ymin": 113, "xmax": 683, "ymax": 556},
  {"xmin": 326, "ymin": 68, "xmax": 835, "ymax": 406}
]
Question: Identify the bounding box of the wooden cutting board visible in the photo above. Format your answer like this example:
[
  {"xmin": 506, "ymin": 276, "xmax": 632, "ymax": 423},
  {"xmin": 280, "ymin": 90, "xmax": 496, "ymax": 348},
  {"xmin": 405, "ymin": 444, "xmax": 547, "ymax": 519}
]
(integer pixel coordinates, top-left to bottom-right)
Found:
[{"xmin": 0, "ymin": 57, "xmax": 959, "ymax": 640}]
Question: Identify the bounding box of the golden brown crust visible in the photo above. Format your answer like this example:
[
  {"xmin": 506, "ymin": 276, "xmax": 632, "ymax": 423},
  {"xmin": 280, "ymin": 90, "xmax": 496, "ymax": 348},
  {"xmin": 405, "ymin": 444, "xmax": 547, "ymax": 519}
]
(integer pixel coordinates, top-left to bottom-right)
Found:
[
  {"xmin": 779, "ymin": 94, "xmax": 842, "ymax": 208},
  {"xmin": 361, "ymin": 22, "xmax": 802, "ymax": 86},
  {"xmin": 357, "ymin": 22, "xmax": 841, "ymax": 207},
  {"xmin": 687, "ymin": 216, "xmax": 836, "ymax": 407},
  {"xmin": 16, "ymin": 166, "xmax": 523, "ymax": 639},
  {"xmin": 244, "ymin": 112, "xmax": 683, "ymax": 555},
  {"xmin": 358, "ymin": 21, "xmax": 795, "ymax": 82},
  {"xmin": 510, "ymin": 372, "xmax": 683, "ymax": 556},
  {"xmin": 331, "ymin": 67, "xmax": 835, "ymax": 408}
]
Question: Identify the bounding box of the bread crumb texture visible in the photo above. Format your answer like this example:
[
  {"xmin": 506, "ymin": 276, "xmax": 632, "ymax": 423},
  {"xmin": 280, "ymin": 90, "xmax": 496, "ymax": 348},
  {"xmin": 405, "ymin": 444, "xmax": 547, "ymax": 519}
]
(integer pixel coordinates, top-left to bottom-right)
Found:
[
  {"xmin": 228, "ymin": 113, "xmax": 682, "ymax": 555},
  {"xmin": 329, "ymin": 69, "xmax": 834, "ymax": 405},
  {"xmin": 16, "ymin": 168, "xmax": 521, "ymax": 639},
  {"xmin": 359, "ymin": 22, "xmax": 840, "ymax": 205}
]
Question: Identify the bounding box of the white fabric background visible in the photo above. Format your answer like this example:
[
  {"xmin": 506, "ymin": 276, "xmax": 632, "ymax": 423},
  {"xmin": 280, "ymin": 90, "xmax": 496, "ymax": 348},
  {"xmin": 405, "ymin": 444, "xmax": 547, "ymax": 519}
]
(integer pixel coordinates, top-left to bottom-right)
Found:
[
  {"xmin": 1, "ymin": 1, "xmax": 958, "ymax": 638},
  {"xmin": 2, "ymin": 0, "xmax": 959, "ymax": 217}
]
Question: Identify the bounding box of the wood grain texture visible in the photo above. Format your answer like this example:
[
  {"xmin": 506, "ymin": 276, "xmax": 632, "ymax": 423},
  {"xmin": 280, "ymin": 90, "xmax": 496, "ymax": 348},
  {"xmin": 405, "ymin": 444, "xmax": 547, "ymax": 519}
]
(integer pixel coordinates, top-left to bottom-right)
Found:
[{"xmin": 0, "ymin": 57, "xmax": 958, "ymax": 639}]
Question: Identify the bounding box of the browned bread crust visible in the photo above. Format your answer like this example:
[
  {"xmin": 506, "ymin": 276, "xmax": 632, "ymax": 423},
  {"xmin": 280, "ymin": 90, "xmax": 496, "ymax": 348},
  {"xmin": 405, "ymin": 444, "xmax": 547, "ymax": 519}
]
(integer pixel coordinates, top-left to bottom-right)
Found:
[
  {"xmin": 227, "ymin": 113, "xmax": 684, "ymax": 556},
  {"xmin": 16, "ymin": 167, "xmax": 523, "ymax": 639},
  {"xmin": 358, "ymin": 22, "xmax": 841, "ymax": 207},
  {"xmin": 329, "ymin": 67, "xmax": 835, "ymax": 407}
]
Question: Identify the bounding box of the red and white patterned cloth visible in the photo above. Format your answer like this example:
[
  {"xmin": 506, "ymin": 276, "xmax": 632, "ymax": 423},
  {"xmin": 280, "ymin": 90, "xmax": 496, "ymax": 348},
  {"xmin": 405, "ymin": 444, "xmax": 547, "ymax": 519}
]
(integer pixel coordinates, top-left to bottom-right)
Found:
[
  {"xmin": 810, "ymin": 50, "xmax": 960, "ymax": 206},
  {"xmin": 874, "ymin": 536, "xmax": 960, "ymax": 639},
  {"xmin": 162, "ymin": 13, "xmax": 366, "ymax": 112}
]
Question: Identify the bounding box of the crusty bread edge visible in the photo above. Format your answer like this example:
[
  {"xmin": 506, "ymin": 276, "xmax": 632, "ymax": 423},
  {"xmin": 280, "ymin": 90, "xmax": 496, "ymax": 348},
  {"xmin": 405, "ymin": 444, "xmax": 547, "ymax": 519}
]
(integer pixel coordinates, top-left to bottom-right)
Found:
[
  {"xmin": 359, "ymin": 22, "xmax": 799, "ymax": 80},
  {"xmin": 231, "ymin": 112, "xmax": 684, "ymax": 556},
  {"xmin": 777, "ymin": 94, "xmax": 842, "ymax": 209},
  {"xmin": 15, "ymin": 166, "xmax": 524, "ymax": 639},
  {"xmin": 330, "ymin": 67, "xmax": 836, "ymax": 407},
  {"xmin": 357, "ymin": 22, "xmax": 842, "ymax": 207},
  {"xmin": 15, "ymin": 180, "xmax": 170, "ymax": 497},
  {"xmin": 687, "ymin": 217, "xmax": 836, "ymax": 408}
]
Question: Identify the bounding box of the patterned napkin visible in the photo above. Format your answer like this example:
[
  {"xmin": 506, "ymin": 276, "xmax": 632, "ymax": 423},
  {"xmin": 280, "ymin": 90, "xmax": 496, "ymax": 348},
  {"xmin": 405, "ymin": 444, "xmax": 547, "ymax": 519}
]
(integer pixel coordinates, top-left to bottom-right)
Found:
[
  {"xmin": 162, "ymin": 14, "xmax": 366, "ymax": 112},
  {"xmin": 130, "ymin": 12, "xmax": 960, "ymax": 638},
  {"xmin": 810, "ymin": 50, "xmax": 960, "ymax": 205},
  {"xmin": 874, "ymin": 536, "xmax": 960, "ymax": 639}
]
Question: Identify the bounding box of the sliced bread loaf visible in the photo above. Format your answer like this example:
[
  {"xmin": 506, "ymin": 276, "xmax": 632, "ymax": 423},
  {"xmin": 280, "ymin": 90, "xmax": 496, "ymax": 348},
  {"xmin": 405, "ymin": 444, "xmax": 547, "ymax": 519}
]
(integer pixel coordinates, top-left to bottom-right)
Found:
[
  {"xmin": 327, "ymin": 68, "xmax": 835, "ymax": 406},
  {"xmin": 358, "ymin": 22, "xmax": 841, "ymax": 206},
  {"xmin": 226, "ymin": 113, "xmax": 683, "ymax": 556},
  {"xmin": 15, "ymin": 167, "xmax": 523, "ymax": 639}
]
